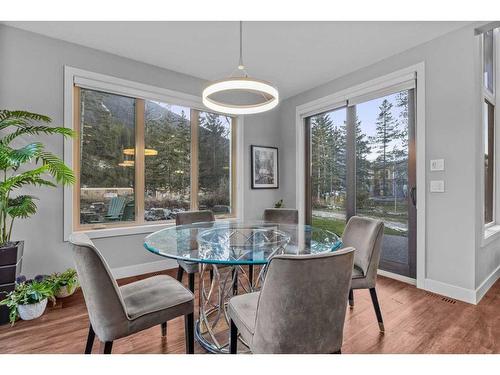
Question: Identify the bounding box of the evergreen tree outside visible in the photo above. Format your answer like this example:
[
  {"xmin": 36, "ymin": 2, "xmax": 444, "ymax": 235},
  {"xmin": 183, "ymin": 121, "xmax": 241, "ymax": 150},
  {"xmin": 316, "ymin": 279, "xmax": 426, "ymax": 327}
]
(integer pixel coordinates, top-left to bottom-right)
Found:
[
  {"xmin": 198, "ymin": 112, "xmax": 231, "ymax": 213},
  {"xmin": 354, "ymin": 117, "xmax": 372, "ymax": 210},
  {"xmin": 310, "ymin": 112, "xmax": 346, "ymax": 212},
  {"xmin": 371, "ymin": 99, "xmax": 397, "ymax": 197}
]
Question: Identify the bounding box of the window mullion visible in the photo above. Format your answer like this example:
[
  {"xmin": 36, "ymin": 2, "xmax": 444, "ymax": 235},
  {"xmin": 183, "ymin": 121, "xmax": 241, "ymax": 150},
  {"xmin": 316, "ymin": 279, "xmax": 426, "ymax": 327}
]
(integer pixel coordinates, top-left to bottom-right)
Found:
[
  {"xmin": 73, "ymin": 86, "xmax": 82, "ymax": 230},
  {"xmin": 135, "ymin": 98, "xmax": 146, "ymax": 224},
  {"xmin": 191, "ymin": 109, "xmax": 200, "ymax": 211},
  {"xmin": 231, "ymin": 118, "xmax": 237, "ymax": 216}
]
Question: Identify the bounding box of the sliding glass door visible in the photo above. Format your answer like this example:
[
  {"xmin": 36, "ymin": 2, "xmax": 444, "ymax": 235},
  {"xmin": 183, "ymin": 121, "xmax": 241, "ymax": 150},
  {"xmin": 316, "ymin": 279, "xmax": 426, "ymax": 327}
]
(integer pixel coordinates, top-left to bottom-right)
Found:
[{"xmin": 306, "ymin": 89, "xmax": 416, "ymax": 278}]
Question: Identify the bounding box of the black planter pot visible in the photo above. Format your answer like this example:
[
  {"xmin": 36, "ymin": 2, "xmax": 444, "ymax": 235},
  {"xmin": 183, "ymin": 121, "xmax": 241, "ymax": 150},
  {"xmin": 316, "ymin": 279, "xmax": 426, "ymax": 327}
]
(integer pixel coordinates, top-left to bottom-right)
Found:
[{"xmin": 0, "ymin": 241, "xmax": 24, "ymax": 325}]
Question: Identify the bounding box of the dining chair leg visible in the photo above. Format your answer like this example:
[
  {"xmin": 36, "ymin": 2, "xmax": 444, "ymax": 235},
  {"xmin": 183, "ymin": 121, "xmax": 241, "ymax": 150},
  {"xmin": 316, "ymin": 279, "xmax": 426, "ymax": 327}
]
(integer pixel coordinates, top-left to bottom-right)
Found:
[
  {"xmin": 232, "ymin": 268, "xmax": 238, "ymax": 295},
  {"xmin": 348, "ymin": 289, "xmax": 354, "ymax": 308},
  {"xmin": 176, "ymin": 266, "xmax": 184, "ymax": 282},
  {"xmin": 248, "ymin": 265, "xmax": 254, "ymax": 288},
  {"xmin": 102, "ymin": 341, "xmax": 113, "ymax": 354},
  {"xmin": 369, "ymin": 287, "xmax": 385, "ymax": 332},
  {"xmin": 188, "ymin": 273, "xmax": 195, "ymax": 293},
  {"xmin": 184, "ymin": 313, "xmax": 194, "ymax": 354},
  {"xmin": 230, "ymin": 320, "xmax": 238, "ymax": 354},
  {"xmin": 85, "ymin": 323, "xmax": 95, "ymax": 354},
  {"xmin": 161, "ymin": 322, "xmax": 167, "ymax": 337}
]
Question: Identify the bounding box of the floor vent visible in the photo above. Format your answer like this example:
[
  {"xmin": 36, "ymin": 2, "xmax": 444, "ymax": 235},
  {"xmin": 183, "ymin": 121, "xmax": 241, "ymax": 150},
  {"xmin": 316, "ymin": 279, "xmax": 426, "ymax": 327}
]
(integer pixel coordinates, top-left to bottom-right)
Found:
[
  {"xmin": 441, "ymin": 297, "xmax": 457, "ymax": 304},
  {"xmin": 424, "ymin": 291, "xmax": 457, "ymax": 305}
]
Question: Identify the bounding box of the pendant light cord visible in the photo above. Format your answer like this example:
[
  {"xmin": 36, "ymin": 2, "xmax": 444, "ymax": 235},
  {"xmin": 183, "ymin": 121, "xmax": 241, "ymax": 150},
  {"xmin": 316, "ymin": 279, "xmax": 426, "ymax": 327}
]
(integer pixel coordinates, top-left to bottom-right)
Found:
[{"xmin": 239, "ymin": 21, "xmax": 243, "ymax": 68}]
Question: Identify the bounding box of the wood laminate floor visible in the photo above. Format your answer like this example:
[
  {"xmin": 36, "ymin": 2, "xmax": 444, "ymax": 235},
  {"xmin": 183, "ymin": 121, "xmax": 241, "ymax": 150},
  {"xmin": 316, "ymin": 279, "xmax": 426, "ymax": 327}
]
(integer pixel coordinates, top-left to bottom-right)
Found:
[{"xmin": 0, "ymin": 269, "xmax": 499, "ymax": 354}]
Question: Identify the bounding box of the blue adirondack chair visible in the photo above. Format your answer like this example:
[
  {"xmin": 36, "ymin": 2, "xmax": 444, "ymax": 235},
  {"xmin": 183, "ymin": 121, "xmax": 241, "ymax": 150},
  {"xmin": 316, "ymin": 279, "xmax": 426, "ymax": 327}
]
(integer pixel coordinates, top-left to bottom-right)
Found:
[{"xmin": 104, "ymin": 196, "xmax": 127, "ymax": 221}]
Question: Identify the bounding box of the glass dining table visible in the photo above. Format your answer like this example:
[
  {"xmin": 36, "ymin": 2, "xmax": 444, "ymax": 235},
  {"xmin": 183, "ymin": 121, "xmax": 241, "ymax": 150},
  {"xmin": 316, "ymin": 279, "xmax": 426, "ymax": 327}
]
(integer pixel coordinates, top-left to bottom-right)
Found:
[{"xmin": 144, "ymin": 220, "xmax": 343, "ymax": 353}]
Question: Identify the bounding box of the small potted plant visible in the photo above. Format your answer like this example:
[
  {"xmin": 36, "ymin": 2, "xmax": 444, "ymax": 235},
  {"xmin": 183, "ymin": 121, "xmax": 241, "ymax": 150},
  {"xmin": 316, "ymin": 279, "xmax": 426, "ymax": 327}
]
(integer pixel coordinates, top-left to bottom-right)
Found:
[
  {"xmin": 274, "ymin": 199, "xmax": 284, "ymax": 208},
  {"xmin": 0, "ymin": 275, "xmax": 55, "ymax": 325},
  {"xmin": 49, "ymin": 268, "xmax": 79, "ymax": 298}
]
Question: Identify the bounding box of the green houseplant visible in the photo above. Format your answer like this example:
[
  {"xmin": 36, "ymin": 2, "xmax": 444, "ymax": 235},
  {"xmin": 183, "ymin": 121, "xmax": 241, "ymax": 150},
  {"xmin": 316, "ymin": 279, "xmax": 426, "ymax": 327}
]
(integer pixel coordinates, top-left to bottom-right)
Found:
[
  {"xmin": 48, "ymin": 268, "xmax": 79, "ymax": 298},
  {"xmin": 0, "ymin": 275, "xmax": 55, "ymax": 325},
  {"xmin": 0, "ymin": 110, "xmax": 75, "ymax": 245},
  {"xmin": 0, "ymin": 110, "xmax": 75, "ymax": 324}
]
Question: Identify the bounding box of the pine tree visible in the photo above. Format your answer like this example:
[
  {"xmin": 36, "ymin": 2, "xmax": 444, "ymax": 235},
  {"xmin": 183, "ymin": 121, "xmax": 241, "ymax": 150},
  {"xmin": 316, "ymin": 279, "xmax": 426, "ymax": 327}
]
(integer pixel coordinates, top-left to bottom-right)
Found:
[
  {"xmin": 354, "ymin": 117, "xmax": 371, "ymax": 208},
  {"xmin": 311, "ymin": 113, "xmax": 345, "ymax": 207},
  {"xmin": 198, "ymin": 112, "xmax": 231, "ymax": 207},
  {"xmin": 372, "ymin": 99, "xmax": 397, "ymax": 196}
]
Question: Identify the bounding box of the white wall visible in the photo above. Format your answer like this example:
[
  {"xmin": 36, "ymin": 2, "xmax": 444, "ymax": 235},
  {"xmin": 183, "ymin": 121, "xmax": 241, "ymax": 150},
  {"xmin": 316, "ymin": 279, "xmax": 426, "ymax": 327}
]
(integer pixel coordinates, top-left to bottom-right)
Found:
[
  {"xmin": 278, "ymin": 23, "xmax": 500, "ymax": 302},
  {"xmin": 0, "ymin": 25, "xmax": 280, "ymax": 277}
]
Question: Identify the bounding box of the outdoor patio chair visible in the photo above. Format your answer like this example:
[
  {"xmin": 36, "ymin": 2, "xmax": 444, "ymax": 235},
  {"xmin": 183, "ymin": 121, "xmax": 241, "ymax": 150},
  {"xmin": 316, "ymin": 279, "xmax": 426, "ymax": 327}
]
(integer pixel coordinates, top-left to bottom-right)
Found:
[{"xmin": 104, "ymin": 196, "xmax": 127, "ymax": 221}]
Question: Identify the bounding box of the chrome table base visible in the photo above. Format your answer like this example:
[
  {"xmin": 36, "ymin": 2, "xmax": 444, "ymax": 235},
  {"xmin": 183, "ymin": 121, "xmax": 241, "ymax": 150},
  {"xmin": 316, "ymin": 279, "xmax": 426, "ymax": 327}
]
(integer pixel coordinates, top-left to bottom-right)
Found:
[{"xmin": 195, "ymin": 263, "xmax": 264, "ymax": 354}]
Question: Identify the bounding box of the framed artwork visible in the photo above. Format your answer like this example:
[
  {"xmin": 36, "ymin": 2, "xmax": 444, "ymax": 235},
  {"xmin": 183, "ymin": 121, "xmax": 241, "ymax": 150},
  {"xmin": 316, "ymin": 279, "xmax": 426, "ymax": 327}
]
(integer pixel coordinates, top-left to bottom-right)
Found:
[{"xmin": 251, "ymin": 145, "xmax": 279, "ymax": 189}]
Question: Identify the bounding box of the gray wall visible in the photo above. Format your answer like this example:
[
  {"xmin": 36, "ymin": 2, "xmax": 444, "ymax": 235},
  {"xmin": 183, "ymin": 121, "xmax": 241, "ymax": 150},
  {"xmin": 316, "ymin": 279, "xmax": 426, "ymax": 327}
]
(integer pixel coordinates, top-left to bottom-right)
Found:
[
  {"xmin": 243, "ymin": 109, "xmax": 282, "ymax": 220},
  {"xmin": 0, "ymin": 25, "xmax": 280, "ymax": 276},
  {"xmin": 278, "ymin": 23, "xmax": 495, "ymax": 293}
]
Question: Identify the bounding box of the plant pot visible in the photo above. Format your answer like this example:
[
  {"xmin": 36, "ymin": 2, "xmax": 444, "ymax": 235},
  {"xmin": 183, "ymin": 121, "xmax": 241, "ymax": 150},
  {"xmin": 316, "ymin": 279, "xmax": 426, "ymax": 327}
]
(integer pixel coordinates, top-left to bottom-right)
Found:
[
  {"xmin": 17, "ymin": 298, "xmax": 47, "ymax": 321},
  {"xmin": 55, "ymin": 284, "xmax": 77, "ymax": 298},
  {"xmin": 0, "ymin": 241, "xmax": 23, "ymax": 325}
]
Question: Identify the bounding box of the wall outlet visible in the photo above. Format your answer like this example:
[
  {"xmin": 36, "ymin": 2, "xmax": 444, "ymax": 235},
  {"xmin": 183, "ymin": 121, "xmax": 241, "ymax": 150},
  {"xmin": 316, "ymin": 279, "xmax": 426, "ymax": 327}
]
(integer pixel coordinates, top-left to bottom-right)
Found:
[
  {"xmin": 430, "ymin": 159, "xmax": 445, "ymax": 171},
  {"xmin": 430, "ymin": 180, "xmax": 445, "ymax": 193}
]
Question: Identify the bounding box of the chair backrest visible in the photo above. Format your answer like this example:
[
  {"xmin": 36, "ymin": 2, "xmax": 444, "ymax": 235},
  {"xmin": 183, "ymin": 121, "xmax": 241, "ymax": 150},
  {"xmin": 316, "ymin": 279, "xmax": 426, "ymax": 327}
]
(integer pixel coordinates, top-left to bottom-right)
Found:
[
  {"xmin": 107, "ymin": 196, "xmax": 126, "ymax": 217},
  {"xmin": 342, "ymin": 216, "xmax": 384, "ymax": 286},
  {"xmin": 175, "ymin": 210, "xmax": 215, "ymax": 225},
  {"xmin": 263, "ymin": 208, "xmax": 299, "ymax": 225},
  {"xmin": 68, "ymin": 233, "xmax": 128, "ymax": 341},
  {"xmin": 252, "ymin": 248, "xmax": 354, "ymax": 353}
]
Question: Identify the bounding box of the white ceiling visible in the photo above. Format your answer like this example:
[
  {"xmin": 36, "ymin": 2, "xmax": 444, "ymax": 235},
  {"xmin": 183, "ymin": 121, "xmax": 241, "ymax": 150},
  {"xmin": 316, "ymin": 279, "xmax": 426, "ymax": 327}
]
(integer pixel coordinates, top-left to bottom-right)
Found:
[{"xmin": 4, "ymin": 21, "xmax": 470, "ymax": 99}]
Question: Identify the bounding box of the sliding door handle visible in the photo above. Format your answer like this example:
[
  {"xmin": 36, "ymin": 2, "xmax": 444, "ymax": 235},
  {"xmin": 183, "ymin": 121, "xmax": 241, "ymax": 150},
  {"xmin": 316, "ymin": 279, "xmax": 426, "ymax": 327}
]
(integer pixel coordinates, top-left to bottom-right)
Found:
[{"xmin": 410, "ymin": 187, "xmax": 417, "ymax": 206}]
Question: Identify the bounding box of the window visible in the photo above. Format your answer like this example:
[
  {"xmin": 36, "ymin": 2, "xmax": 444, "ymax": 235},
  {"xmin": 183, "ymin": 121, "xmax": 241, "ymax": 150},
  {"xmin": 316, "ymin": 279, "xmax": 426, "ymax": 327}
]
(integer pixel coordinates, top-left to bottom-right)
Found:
[
  {"xmin": 484, "ymin": 100, "xmax": 495, "ymax": 224},
  {"xmin": 482, "ymin": 28, "xmax": 497, "ymax": 227},
  {"xmin": 73, "ymin": 86, "xmax": 237, "ymax": 231}
]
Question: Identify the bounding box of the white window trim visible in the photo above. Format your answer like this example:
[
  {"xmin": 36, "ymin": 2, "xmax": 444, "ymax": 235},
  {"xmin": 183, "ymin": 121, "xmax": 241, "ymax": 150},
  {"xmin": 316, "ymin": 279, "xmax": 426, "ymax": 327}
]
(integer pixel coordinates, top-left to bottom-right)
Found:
[
  {"xmin": 295, "ymin": 63, "xmax": 426, "ymax": 288},
  {"xmin": 480, "ymin": 29, "xmax": 500, "ymax": 244},
  {"xmin": 63, "ymin": 66, "xmax": 244, "ymax": 240}
]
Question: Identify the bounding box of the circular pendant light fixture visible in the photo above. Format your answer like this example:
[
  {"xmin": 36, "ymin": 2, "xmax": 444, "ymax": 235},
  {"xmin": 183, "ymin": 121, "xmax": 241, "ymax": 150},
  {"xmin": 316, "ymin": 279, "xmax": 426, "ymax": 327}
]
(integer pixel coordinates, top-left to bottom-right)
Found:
[{"xmin": 202, "ymin": 22, "xmax": 279, "ymax": 115}]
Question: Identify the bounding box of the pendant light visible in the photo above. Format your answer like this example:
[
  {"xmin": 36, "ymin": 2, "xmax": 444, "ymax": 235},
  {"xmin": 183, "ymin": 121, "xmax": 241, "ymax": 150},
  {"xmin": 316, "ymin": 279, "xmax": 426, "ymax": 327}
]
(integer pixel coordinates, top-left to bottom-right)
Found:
[{"xmin": 202, "ymin": 21, "xmax": 279, "ymax": 115}]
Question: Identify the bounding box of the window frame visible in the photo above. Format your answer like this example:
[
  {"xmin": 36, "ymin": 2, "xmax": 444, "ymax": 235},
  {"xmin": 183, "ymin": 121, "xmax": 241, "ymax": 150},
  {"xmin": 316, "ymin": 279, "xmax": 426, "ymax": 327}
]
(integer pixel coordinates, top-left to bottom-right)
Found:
[
  {"xmin": 63, "ymin": 67, "xmax": 243, "ymax": 240},
  {"xmin": 481, "ymin": 29, "xmax": 498, "ymax": 235}
]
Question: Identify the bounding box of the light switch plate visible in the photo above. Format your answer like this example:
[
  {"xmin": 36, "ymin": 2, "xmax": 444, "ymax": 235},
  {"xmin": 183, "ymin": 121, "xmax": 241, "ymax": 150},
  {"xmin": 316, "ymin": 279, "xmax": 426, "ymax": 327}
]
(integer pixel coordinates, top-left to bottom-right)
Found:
[
  {"xmin": 430, "ymin": 159, "xmax": 445, "ymax": 171},
  {"xmin": 430, "ymin": 180, "xmax": 445, "ymax": 193}
]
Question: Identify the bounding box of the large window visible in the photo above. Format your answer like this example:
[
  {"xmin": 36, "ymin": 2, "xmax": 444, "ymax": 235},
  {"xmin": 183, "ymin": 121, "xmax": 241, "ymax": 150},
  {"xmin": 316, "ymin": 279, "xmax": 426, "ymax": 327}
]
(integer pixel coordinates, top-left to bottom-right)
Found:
[
  {"xmin": 74, "ymin": 87, "xmax": 236, "ymax": 230},
  {"xmin": 482, "ymin": 28, "xmax": 497, "ymax": 227}
]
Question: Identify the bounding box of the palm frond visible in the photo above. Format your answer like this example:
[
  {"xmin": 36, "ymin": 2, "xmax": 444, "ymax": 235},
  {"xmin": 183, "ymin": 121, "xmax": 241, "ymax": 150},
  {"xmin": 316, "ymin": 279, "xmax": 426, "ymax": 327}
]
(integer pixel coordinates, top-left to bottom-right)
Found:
[
  {"xmin": 37, "ymin": 152, "xmax": 76, "ymax": 185},
  {"xmin": 0, "ymin": 110, "xmax": 51, "ymax": 123},
  {"xmin": 6, "ymin": 195, "xmax": 38, "ymax": 219},
  {"xmin": 0, "ymin": 110, "xmax": 51, "ymax": 131},
  {"xmin": 4, "ymin": 143, "xmax": 44, "ymax": 169},
  {"xmin": 0, "ymin": 167, "xmax": 56, "ymax": 195},
  {"xmin": 1, "ymin": 126, "xmax": 75, "ymax": 146}
]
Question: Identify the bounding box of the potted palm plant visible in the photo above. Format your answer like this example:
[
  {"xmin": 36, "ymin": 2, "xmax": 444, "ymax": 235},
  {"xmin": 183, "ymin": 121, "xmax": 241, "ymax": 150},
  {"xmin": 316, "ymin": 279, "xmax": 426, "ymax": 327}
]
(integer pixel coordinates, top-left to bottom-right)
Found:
[{"xmin": 0, "ymin": 110, "xmax": 75, "ymax": 323}]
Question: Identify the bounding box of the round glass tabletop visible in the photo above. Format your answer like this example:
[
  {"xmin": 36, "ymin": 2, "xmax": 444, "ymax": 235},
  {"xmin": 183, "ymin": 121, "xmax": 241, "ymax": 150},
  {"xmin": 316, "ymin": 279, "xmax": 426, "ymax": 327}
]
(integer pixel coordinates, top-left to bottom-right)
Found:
[{"xmin": 144, "ymin": 221, "xmax": 343, "ymax": 265}]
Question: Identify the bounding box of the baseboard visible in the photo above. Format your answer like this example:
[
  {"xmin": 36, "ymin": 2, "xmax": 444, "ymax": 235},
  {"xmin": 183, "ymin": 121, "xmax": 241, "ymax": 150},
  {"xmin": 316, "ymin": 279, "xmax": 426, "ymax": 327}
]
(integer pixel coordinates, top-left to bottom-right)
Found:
[
  {"xmin": 377, "ymin": 269, "xmax": 416, "ymax": 285},
  {"xmin": 475, "ymin": 264, "xmax": 500, "ymax": 304},
  {"xmin": 112, "ymin": 259, "xmax": 177, "ymax": 279},
  {"xmin": 423, "ymin": 278, "xmax": 476, "ymax": 304}
]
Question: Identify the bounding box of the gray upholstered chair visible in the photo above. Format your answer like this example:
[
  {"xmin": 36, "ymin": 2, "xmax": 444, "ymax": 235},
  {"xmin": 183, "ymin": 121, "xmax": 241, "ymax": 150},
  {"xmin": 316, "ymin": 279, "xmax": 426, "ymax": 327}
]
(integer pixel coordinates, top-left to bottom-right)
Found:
[
  {"xmin": 227, "ymin": 248, "xmax": 355, "ymax": 354},
  {"xmin": 263, "ymin": 208, "xmax": 299, "ymax": 224},
  {"xmin": 342, "ymin": 216, "xmax": 385, "ymax": 332},
  {"xmin": 69, "ymin": 233, "xmax": 194, "ymax": 354},
  {"xmin": 175, "ymin": 210, "xmax": 215, "ymax": 292}
]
